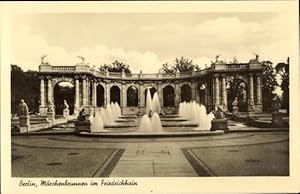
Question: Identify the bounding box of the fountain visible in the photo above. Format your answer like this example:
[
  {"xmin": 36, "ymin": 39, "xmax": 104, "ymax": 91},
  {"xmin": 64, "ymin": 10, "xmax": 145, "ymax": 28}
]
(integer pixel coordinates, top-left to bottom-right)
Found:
[
  {"xmin": 152, "ymin": 93, "xmax": 161, "ymax": 114},
  {"xmin": 138, "ymin": 90, "xmax": 163, "ymax": 132},
  {"xmin": 151, "ymin": 112, "xmax": 163, "ymax": 132},
  {"xmin": 75, "ymin": 88, "xmax": 220, "ymax": 136},
  {"xmin": 178, "ymin": 101, "xmax": 215, "ymax": 131},
  {"xmin": 139, "ymin": 114, "xmax": 152, "ymax": 132},
  {"xmin": 145, "ymin": 88, "xmax": 153, "ymax": 116},
  {"xmin": 90, "ymin": 111, "xmax": 104, "ymax": 132}
]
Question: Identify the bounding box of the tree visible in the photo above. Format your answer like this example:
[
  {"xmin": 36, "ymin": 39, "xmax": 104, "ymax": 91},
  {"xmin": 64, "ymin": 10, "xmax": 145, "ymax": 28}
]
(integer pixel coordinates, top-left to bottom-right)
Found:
[
  {"xmin": 276, "ymin": 58, "xmax": 289, "ymax": 113},
  {"xmin": 99, "ymin": 60, "xmax": 131, "ymax": 73},
  {"xmin": 161, "ymin": 57, "xmax": 200, "ymax": 73},
  {"xmin": 260, "ymin": 61, "xmax": 278, "ymax": 112},
  {"xmin": 11, "ymin": 65, "xmax": 40, "ymax": 114}
]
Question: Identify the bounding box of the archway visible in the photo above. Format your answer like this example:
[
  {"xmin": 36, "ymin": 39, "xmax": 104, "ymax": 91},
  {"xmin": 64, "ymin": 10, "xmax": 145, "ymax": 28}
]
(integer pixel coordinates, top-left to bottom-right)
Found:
[
  {"xmin": 127, "ymin": 86, "xmax": 138, "ymax": 106},
  {"xmin": 144, "ymin": 87, "xmax": 157, "ymax": 104},
  {"xmin": 53, "ymin": 82, "xmax": 75, "ymax": 115},
  {"xmin": 163, "ymin": 85, "xmax": 175, "ymax": 107},
  {"xmin": 110, "ymin": 86, "xmax": 120, "ymax": 105},
  {"xmin": 227, "ymin": 79, "xmax": 248, "ymax": 112},
  {"xmin": 181, "ymin": 84, "xmax": 192, "ymax": 102},
  {"xmin": 96, "ymin": 85, "xmax": 105, "ymax": 107}
]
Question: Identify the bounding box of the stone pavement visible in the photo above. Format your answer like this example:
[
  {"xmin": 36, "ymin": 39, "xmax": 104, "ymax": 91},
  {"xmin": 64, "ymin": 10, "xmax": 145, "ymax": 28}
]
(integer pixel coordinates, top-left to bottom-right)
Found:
[{"xmin": 11, "ymin": 131, "xmax": 289, "ymax": 177}]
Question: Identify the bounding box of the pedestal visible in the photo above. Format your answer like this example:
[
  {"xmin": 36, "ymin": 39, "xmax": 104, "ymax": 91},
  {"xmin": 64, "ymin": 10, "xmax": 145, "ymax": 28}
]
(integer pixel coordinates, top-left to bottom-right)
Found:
[
  {"xmin": 39, "ymin": 106, "xmax": 48, "ymax": 116},
  {"xmin": 272, "ymin": 112, "xmax": 283, "ymax": 127},
  {"xmin": 47, "ymin": 112, "xmax": 55, "ymax": 126},
  {"xmin": 74, "ymin": 120, "xmax": 91, "ymax": 134},
  {"xmin": 19, "ymin": 115, "xmax": 31, "ymax": 133},
  {"xmin": 232, "ymin": 106, "xmax": 238, "ymax": 114},
  {"xmin": 63, "ymin": 109, "xmax": 70, "ymax": 120},
  {"xmin": 211, "ymin": 118, "xmax": 228, "ymax": 132}
]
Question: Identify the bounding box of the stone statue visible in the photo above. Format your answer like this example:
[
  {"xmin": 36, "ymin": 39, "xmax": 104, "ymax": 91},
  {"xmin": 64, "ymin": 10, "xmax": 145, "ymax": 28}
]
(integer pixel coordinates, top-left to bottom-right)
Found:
[
  {"xmin": 215, "ymin": 106, "xmax": 225, "ymax": 119},
  {"xmin": 216, "ymin": 54, "xmax": 221, "ymax": 62},
  {"xmin": 18, "ymin": 99, "xmax": 29, "ymax": 116},
  {"xmin": 232, "ymin": 97, "xmax": 239, "ymax": 114},
  {"xmin": 40, "ymin": 55, "xmax": 50, "ymax": 65},
  {"xmin": 47, "ymin": 100, "xmax": 54, "ymax": 113},
  {"xmin": 64, "ymin": 100, "xmax": 69, "ymax": 110},
  {"xmin": 78, "ymin": 108, "xmax": 87, "ymax": 121}
]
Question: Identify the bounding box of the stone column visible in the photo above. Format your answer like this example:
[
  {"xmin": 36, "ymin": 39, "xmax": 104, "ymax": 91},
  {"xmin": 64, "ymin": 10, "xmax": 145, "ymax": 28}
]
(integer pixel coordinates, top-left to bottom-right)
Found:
[
  {"xmin": 40, "ymin": 77, "xmax": 45, "ymax": 106},
  {"xmin": 256, "ymin": 74, "xmax": 262, "ymax": 104},
  {"xmin": 255, "ymin": 73, "xmax": 263, "ymax": 112},
  {"xmin": 122, "ymin": 83, "xmax": 126, "ymax": 108},
  {"xmin": 191, "ymin": 81, "xmax": 197, "ymax": 102},
  {"xmin": 221, "ymin": 74, "xmax": 227, "ymax": 111},
  {"xmin": 175, "ymin": 82, "xmax": 180, "ymax": 109},
  {"xmin": 39, "ymin": 76, "xmax": 47, "ymax": 115},
  {"xmin": 92, "ymin": 80, "xmax": 97, "ymax": 107},
  {"xmin": 215, "ymin": 74, "xmax": 220, "ymax": 110},
  {"xmin": 82, "ymin": 76, "xmax": 87, "ymax": 106},
  {"xmin": 47, "ymin": 76, "xmax": 53, "ymax": 104},
  {"xmin": 249, "ymin": 73, "xmax": 254, "ymax": 100},
  {"xmin": 106, "ymin": 82, "xmax": 110, "ymax": 106},
  {"xmin": 74, "ymin": 76, "xmax": 80, "ymax": 114},
  {"xmin": 248, "ymin": 73, "xmax": 255, "ymax": 113},
  {"xmin": 138, "ymin": 82, "xmax": 143, "ymax": 108}
]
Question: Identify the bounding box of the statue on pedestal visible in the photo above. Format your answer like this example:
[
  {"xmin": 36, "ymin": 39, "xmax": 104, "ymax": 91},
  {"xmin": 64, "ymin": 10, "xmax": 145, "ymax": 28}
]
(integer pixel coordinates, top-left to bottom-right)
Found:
[
  {"xmin": 211, "ymin": 106, "xmax": 228, "ymax": 132},
  {"xmin": 63, "ymin": 100, "xmax": 70, "ymax": 120},
  {"xmin": 232, "ymin": 97, "xmax": 239, "ymax": 114},
  {"xmin": 78, "ymin": 108, "xmax": 87, "ymax": 122},
  {"xmin": 19, "ymin": 99, "xmax": 29, "ymax": 116},
  {"xmin": 18, "ymin": 99, "xmax": 30, "ymax": 133},
  {"xmin": 47, "ymin": 100, "xmax": 54, "ymax": 113}
]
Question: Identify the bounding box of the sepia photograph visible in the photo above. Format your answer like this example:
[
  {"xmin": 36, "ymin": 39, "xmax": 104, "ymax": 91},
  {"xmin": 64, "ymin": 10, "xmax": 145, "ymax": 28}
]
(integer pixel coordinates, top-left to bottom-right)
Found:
[{"xmin": 1, "ymin": 1, "xmax": 299, "ymax": 193}]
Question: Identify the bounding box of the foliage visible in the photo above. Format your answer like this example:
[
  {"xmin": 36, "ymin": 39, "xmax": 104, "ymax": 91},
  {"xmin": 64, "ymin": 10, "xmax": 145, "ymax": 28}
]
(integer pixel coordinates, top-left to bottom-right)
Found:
[
  {"xmin": 161, "ymin": 57, "xmax": 200, "ymax": 73},
  {"xmin": 11, "ymin": 65, "xmax": 40, "ymax": 114},
  {"xmin": 99, "ymin": 60, "xmax": 131, "ymax": 73},
  {"xmin": 260, "ymin": 61, "xmax": 278, "ymax": 112},
  {"xmin": 276, "ymin": 59, "xmax": 289, "ymax": 113}
]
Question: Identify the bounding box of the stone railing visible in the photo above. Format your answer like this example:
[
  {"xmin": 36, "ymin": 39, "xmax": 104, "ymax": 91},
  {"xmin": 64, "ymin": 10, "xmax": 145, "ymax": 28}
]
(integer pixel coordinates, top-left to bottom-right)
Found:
[{"xmin": 39, "ymin": 62, "xmax": 261, "ymax": 79}]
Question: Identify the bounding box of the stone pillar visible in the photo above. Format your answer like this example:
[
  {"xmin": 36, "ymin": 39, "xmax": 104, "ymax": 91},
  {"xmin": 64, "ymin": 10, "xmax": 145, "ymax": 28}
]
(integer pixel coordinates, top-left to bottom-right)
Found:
[
  {"xmin": 92, "ymin": 80, "xmax": 97, "ymax": 107},
  {"xmin": 221, "ymin": 74, "xmax": 227, "ymax": 111},
  {"xmin": 214, "ymin": 74, "xmax": 220, "ymax": 110},
  {"xmin": 122, "ymin": 83, "xmax": 126, "ymax": 108},
  {"xmin": 256, "ymin": 73, "xmax": 263, "ymax": 112},
  {"xmin": 248, "ymin": 73, "xmax": 255, "ymax": 113},
  {"xmin": 138, "ymin": 83, "xmax": 143, "ymax": 108},
  {"xmin": 74, "ymin": 76, "xmax": 80, "ymax": 114},
  {"xmin": 249, "ymin": 73, "xmax": 254, "ymax": 101},
  {"xmin": 40, "ymin": 77, "xmax": 45, "ymax": 106},
  {"xmin": 39, "ymin": 76, "xmax": 47, "ymax": 115},
  {"xmin": 175, "ymin": 82, "xmax": 180, "ymax": 109},
  {"xmin": 158, "ymin": 82, "xmax": 163, "ymax": 107},
  {"xmin": 191, "ymin": 81, "xmax": 197, "ymax": 102},
  {"xmin": 47, "ymin": 76, "xmax": 53, "ymax": 103},
  {"xmin": 106, "ymin": 82, "xmax": 110, "ymax": 106},
  {"xmin": 82, "ymin": 76, "xmax": 87, "ymax": 106}
]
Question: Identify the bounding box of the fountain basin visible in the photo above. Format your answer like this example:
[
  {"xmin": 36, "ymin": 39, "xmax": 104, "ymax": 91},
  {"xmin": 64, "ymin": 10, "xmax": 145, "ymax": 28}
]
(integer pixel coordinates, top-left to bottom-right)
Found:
[{"xmin": 78, "ymin": 130, "xmax": 224, "ymax": 138}]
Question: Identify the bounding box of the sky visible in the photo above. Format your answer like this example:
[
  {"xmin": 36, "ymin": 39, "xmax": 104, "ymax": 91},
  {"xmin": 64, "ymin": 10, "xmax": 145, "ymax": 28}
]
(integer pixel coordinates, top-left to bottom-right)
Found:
[{"xmin": 11, "ymin": 12, "xmax": 293, "ymax": 73}]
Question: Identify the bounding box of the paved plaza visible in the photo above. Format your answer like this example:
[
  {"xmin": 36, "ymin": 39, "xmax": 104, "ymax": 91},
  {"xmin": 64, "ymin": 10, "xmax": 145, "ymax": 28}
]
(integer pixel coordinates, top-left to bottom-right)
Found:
[{"xmin": 12, "ymin": 131, "xmax": 289, "ymax": 177}]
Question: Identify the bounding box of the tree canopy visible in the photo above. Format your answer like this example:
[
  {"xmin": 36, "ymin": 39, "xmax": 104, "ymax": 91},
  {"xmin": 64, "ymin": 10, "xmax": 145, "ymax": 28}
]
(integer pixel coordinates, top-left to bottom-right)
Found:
[
  {"xmin": 276, "ymin": 58, "xmax": 289, "ymax": 113},
  {"xmin": 260, "ymin": 60, "xmax": 278, "ymax": 112},
  {"xmin": 99, "ymin": 60, "xmax": 131, "ymax": 73},
  {"xmin": 11, "ymin": 64, "xmax": 40, "ymax": 114},
  {"xmin": 161, "ymin": 57, "xmax": 200, "ymax": 73}
]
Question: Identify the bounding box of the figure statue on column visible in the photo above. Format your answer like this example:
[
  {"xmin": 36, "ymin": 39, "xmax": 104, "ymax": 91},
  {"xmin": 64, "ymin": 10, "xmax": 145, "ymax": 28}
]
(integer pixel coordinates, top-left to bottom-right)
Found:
[
  {"xmin": 47, "ymin": 100, "xmax": 54, "ymax": 113},
  {"xmin": 232, "ymin": 97, "xmax": 239, "ymax": 114},
  {"xmin": 19, "ymin": 99, "xmax": 29, "ymax": 116},
  {"xmin": 63, "ymin": 100, "xmax": 70, "ymax": 120},
  {"xmin": 18, "ymin": 99, "xmax": 30, "ymax": 133},
  {"xmin": 248, "ymin": 97, "xmax": 255, "ymax": 114}
]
